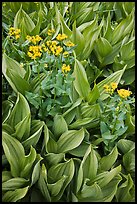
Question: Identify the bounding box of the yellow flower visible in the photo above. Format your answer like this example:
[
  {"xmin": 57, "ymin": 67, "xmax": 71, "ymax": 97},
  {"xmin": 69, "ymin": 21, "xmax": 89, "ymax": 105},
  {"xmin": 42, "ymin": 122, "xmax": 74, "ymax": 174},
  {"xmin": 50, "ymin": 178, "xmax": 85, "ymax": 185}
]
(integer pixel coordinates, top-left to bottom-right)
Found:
[
  {"xmin": 65, "ymin": 41, "xmax": 75, "ymax": 47},
  {"xmin": 62, "ymin": 64, "xmax": 71, "ymax": 73},
  {"xmin": 56, "ymin": 33, "xmax": 68, "ymax": 41},
  {"xmin": 27, "ymin": 45, "xmax": 42, "ymax": 60},
  {"xmin": 8, "ymin": 27, "xmax": 21, "ymax": 39},
  {"xmin": 63, "ymin": 51, "xmax": 69, "ymax": 57},
  {"xmin": 55, "ymin": 46, "xmax": 63, "ymax": 56},
  {"xmin": 47, "ymin": 29, "xmax": 55, "ymax": 36},
  {"xmin": 117, "ymin": 89, "xmax": 132, "ymax": 98},
  {"xmin": 110, "ymin": 82, "xmax": 117, "ymax": 90},
  {"xmin": 15, "ymin": 34, "xmax": 20, "ymax": 40},
  {"xmin": 103, "ymin": 84, "xmax": 111, "ymax": 93},
  {"xmin": 26, "ymin": 35, "xmax": 42, "ymax": 44}
]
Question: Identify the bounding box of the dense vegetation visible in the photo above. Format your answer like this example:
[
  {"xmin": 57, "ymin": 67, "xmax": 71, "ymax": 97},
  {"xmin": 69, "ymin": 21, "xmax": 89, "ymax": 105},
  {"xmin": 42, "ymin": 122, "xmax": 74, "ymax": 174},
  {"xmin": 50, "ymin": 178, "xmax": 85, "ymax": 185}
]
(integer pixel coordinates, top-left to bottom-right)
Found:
[{"xmin": 2, "ymin": 2, "xmax": 135, "ymax": 202}]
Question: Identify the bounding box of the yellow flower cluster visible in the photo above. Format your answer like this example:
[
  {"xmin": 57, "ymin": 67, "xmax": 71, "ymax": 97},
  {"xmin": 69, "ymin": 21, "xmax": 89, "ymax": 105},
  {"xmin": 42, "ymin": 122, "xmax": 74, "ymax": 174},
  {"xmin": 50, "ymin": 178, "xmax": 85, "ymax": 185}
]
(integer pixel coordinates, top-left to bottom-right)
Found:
[
  {"xmin": 27, "ymin": 45, "xmax": 42, "ymax": 60},
  {"xmin": 65, "ymin": 41, "xmax": 75, "ymax": 47},
  {"xmin": 26, "ymin": 35, "xmax": 42, "ymax": 44},
  {"xmin": 103, "ymin": 82, "xmax": 117, "ymax": 94},
  {"xmin": 47, "ymin": 29, "xmax": 55, "ymax": 36},
  {"xmin": 63, "ymin": 51, "xmax": 69, "ymax": 57},
  {"xmin": 56, "ymin": 33, "xmax": 68, "ymax": 41},
  {"xmin": 117, "ymin": 89, "xmax": 132, "ymax": 98},
  {"xmin": 42, "ymin": 40, "xmax": 63, "ymax": 56},
  {"xmin": 62, "ymin": 64, "xmax": 71, "ymax": 73},
  {"xmin": 9, "ymin": 27, "xmax": 21, "ymax": 39}
]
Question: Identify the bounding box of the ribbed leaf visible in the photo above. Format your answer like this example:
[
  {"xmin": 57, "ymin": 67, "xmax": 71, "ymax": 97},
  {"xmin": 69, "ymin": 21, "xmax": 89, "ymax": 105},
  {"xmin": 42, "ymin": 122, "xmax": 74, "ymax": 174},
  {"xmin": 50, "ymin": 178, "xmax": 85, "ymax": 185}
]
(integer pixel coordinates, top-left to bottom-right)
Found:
[
  {"xmin": 99, "ymin": 146, "xmax": 118, "ymax": 171},
  {"xmin": 2, "ymin": 177, "xmax": 29, "ymax": 191},
  {"xmin": 95, "ymin": 37, "xmax": 113, "ymax": 58},
  {"xmin": 20, "ymin": 146, "xmax": 37, "ymax": 178},
  {"xmin": 2, "ymin": 186, "xmax": 29, "ymax": 202},
  {"xmin": 52, "ymin": 114, "xmax": 68, "ymax": 139},
  {"xmin": 73, "ymin": 59, "xmax": 90, "ymax": 100},
  {"xmin": 6, "ymin": 92, "xmax": 30, "ymax": 128},
  {"xmin": 57, "ymin": 128, "xmax": 85, "ymax": 153},
  {"xmin": 116, "ymin": 174, "xmax": 135, "ymax": 202},
  {"xmin": 2, "ymin": 131, "xmax": 25, "ymax": 177},
  {"xmin": 2, "ymin": 171, "xmax": 12, "ymax": 183},
  {"xmin": 38, "ymin": 164, "xmax": 51, "ymax": 202},
  {"xmin": 117, "ymin": 139, "xmax": 134, "ymax": 154},
  {"xmin": 48, "ymin": 159, "xmax": 74, "ymax": 201},
  {"xmin": 44, "ymin": 153, "xmax": 65, "ymax": 166},
  {"xmin": 97, "ymin": 165, "xmax": 121, "ymax": 188}
]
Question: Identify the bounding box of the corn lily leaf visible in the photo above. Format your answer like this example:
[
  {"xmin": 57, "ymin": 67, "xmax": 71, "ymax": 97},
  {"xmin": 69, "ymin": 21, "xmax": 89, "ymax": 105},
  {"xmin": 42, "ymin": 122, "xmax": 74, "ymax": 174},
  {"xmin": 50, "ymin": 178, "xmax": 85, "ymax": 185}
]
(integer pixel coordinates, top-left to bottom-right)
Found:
[
  {"xmin": 2, "ymin": 186, "xmax": 29, "ymax": 202},
  {"xmin": 57, "ymin": 128, "xmax": 85, "ymax": 153}
]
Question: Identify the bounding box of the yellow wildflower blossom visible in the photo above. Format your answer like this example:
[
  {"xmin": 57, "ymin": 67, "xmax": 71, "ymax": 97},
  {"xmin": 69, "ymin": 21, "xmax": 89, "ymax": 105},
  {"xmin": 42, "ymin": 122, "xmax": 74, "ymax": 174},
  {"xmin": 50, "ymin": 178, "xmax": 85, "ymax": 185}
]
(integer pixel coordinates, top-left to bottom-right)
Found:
[
  {"xmin": 63, "ymin": 51, "xmax": 69, "ymax": 57},
  {"xmin": 62, "ymin": 64, "xmax": 71, "ymax": 73},
  {"xmin": 110, "ymin": 82, "xmax": 117, "ymax": 90},
  {"xmin": 27, "ymin": 45, "xmax": 42, "ymax": 60},
  {"xmin": 8, "ymin": 27, "xmax": 21, "ymax": 39},
  {"xmin": 47, "ymin": 29, "xmax": 55, "ymax": 36},
  {"xmin": 65, "ymin": 41, "xmax": 75, "ymax": 47},
  {"xmin": 117, "ymin": 89, "xmax": 132, "ymax": 98},
  {"xmin": 56, "ymin": 33, "xmax": 68, "ymax": 41},
  {"xmin": 26, "ymin": 35, "xmax": 42, "ymax": 44}
]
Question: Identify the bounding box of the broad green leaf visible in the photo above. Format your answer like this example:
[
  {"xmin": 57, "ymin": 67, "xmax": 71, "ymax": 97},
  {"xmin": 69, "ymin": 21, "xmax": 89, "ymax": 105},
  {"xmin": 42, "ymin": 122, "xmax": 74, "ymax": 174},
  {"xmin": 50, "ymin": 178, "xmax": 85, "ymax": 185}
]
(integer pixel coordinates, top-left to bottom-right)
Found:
[
  {"xmin": 2, "ymin": 171, "xmax": 12, "ymax": 183},
  {"xmin": 123, "ymin": 148, "xmax": 135, "ymax": 172},
  {"xmin": 102, "ymin": 174, "xmax": 122, "ymax": 202},
  {"xmin": 48, "ymin": 175, "xmax": 67, "ymax": 197},
  {"xmin": 2, "ymin": 53, "xmax": 26, "ymax": 78},
  {"xmin": 97, "ymin": 165, "xmax": 121, "ymax": 188},
  {"xmin": 81, "ymin": 103, "xmax": 101, "ymax": 118},
  {"xmin": 55, "ymin": 4, "xmax": 72, "ymax": 37},
  {"xmin": 47, "ymin": 134, "xmax": 58, "ymax": 153},
  {"xmin": 12, "ymin": 114, "xmax": 31, "ymax": 141},
  {"xmin": 116, "ymin": 174, "xmax": 135, "ymax": 202},
  {"xmin": 44, "ymin": 153, "xmax": 65, "ymax": 166},
  {"xmin": 43, "ymin": 124, "xmax": 49, "ymax": 153},
  {"xmin": 101, "ymin": 41, "xmax": 122, "ymax": 66},
  {"xmin": 48, "ymin": 159, "xmax": 74, "ymax": 201},
  {"xmin": 95, "ymin": 37, "xmax": 113, "ymax": 59},
  {"xmin": 97, "ymin": 66, "xmax": 126, "ymax": 100},
  {"xmin": 87, "ymin": 83, "xmax": 100, "ymax": 104},
  {"xmin": 20, "ymin": 146, "xmax": 37, "ymax": 178},
  {"xmin": 78, "ymin": 182, "xmax": 103, "ymax": 201},
  {"xmin": 125, "ymin": 113, "xmax": 135, "ymax": 134},
  {"xmin": 63, "ymin": 98, "xmax": 82, "ymax": 124},
  {"xmin": 69, "ymin": 117, "xmax": 99, "ymax": 129},
  {"xmin": 38, "ymin": 164, "xmax": 51, "ymax": 202},
  {"xmin": 69, "ymin": 142, "xmax": 90, "ymax": 157},
  {"xmin": 2, "ymin": 131, "xmax": 25, "ymax": 177},
  {"xmin": 104, "ymin": 11, "xmax": 113, "ymax": 42},
  {"xmin": 117, "ymin": 139, "xmax": 134, "ymax": 154},
  {"xmin": 2, "ymin": 101, "xmax": 13, "ymax": 123},
  {"xmin": 83, "ymin": 145, "xmax": 98, "ymax": 181},
  {"xmin": 22, "ymin": 121, "xmax": 44, "ymax": 149},
  {"xmin": 71, "ymin": 22, "xmax": 85, "ymax": 57},
  {"xmin": 6, "ymin": 92, "xmax": 30, "ymax": 128},
  {"xmin": 76, "ymin": 145, "xmax": 98, "ymax": 192},
  {"xmin": 30, "ymin": 3, "xmax": 43, "ymax": 35},
  {"xmin": 2, "ymin": 177, "xmax": 29, "ymax": 191},
  {"xmin": 73, "ymin": 59, "xmax": 90, "ymax": 101},
  {"xmin": 2, "ymin": 53, "xmax": 30, "ymax": 94},
  {"xmin": 99, "ymin": 146, "xmax": 118, "ymax": 171},
  {"xmin": 112, "ymin": 12, "xmax": 134, "ymax": 45},
  {"xmin": 57, "ymin": 128, "xmax": 85, "ymax": 153},
  {"xmin": 120, "ymin": 37, "xmax": 135, "ymax": 60},
  {"xmin": 52, "ymin": 114, "xmax": 68, "ymax": 139},
  {"xmin": 14, "ymin": 6, "xmax": 35, "ymax": 32},
  {"xmin": 2, "ymin": 186, "xmax": 29, "ymax": 202},
  {"xmin": 31, "ymin": 154, "xmax": 43, "ymax": 186}
]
